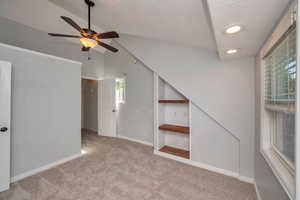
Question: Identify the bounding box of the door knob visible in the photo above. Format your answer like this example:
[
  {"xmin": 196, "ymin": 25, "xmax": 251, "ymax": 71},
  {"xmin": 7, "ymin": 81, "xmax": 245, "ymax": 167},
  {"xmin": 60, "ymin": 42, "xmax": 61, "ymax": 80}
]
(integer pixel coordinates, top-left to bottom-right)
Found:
[
  {"xmin": 112, "ymin": 109, "xmax": 116, "ymax": 113},
  {"xmin": 0, "ymin": 127, "xmax": 8, "ymax": 132}
]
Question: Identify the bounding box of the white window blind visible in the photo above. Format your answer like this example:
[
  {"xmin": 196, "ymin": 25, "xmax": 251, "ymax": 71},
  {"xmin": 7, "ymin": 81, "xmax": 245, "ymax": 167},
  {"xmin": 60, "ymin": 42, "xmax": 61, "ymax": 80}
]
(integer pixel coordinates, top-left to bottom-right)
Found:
[
  {"xmin": 263, "ymin": 23, "xmax": 297, "ymax": 166},
  {"xmin": 264, "ymin": 25, "xmax": 296, "ymax": 113}
]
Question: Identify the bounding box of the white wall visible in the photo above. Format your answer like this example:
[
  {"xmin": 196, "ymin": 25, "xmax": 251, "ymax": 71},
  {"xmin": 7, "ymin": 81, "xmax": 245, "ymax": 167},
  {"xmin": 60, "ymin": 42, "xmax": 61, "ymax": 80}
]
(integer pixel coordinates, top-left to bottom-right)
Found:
[
  {"xmin": 0, "ymin": 16, "xmax": 105, "ymax": 79},
  {"xmin": 117, "ymin": 35, "xmax": 255, "ymax": 179},
  {"xmin": 0, "ymin": 43, "xmax": 81, "ymax": 178},
  {"xmin": 104, "ymin": 41, "xmax": 154, "ymax": 144},
  {"xmin": 191, "ymin": 103, "xmax": 239, "ymax": 175}
]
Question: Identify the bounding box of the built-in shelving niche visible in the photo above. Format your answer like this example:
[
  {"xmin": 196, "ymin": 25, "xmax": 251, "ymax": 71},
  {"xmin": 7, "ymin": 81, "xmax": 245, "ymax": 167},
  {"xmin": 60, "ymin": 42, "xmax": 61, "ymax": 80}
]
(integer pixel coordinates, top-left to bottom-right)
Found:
[{"xmin": 154, "ymin": 74, "xmax": 190, "ymax": 159}]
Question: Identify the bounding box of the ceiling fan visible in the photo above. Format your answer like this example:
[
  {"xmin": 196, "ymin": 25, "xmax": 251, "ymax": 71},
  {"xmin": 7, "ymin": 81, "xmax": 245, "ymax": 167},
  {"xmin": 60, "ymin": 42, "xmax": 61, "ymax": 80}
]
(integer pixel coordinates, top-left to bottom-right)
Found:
[{"xmin": 48, "ymin": 0, "xmax": 119, "ymax": 53}]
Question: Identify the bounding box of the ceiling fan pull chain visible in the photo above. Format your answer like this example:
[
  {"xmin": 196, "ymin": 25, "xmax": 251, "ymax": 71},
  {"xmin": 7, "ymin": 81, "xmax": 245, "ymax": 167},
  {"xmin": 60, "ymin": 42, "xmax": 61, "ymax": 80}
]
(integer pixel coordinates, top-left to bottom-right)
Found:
[{"xmin": 88, "ymin": 51, "xmax": 91, "ymax": 60}]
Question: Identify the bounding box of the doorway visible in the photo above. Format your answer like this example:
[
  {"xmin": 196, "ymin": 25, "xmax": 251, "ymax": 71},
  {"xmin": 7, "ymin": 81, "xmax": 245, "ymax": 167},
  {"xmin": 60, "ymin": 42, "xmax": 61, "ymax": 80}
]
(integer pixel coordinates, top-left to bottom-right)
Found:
[
  {"xmin": 81, "ymin": 78, "xmax": 98, "ymax": 139},
  {"xmin": 0, "ymin": 61, "xmax": 11, "ymax": 192}
]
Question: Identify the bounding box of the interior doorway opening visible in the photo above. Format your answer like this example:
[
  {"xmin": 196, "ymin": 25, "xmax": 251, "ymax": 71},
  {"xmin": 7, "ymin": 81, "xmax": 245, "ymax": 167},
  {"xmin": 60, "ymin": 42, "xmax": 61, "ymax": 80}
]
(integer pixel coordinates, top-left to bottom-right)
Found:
[{"xmin": 81, "ymin": 78, "xmax": 98, "ymax": 153}]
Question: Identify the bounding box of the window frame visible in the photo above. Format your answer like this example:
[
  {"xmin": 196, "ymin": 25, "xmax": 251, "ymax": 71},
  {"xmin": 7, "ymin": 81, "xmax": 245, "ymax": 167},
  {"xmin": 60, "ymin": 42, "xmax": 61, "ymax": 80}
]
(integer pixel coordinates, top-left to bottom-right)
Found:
[
  {"xmin": 115, "ymin": 77, "xmax": 126, "ymax": 105},
  {"xmin": 260, "ymin": 96, "xmax": 295, "ymax": 199},
  {"xmin": 259, "ymin": 3, "xmax": 297, "ymax": 199}
]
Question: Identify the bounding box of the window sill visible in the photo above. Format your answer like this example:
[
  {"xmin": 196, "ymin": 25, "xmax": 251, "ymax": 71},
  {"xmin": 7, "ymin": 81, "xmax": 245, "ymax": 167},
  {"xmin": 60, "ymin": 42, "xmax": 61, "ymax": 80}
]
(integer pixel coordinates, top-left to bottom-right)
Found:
[{"xmin": 260, "ymin": 148, "xmax": 295, "ymax": 199}]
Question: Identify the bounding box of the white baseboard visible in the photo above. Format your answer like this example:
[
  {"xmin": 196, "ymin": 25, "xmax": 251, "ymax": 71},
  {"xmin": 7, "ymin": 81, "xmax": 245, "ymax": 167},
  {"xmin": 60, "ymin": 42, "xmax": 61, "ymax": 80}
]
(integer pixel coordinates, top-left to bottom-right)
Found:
[
  {"xmin": 11, "ymin": 153, "xmax": 83, "ymax": 183},
  {"xmin": 154, "ymin": 150, "xmax": 254, "ymax": 184},
  {"xmin": 0, "ymin": 185, "xmax": 9, "ymax": 193},
  {"xmin": 117, "ymin": 135, "xmax": 153, "ymax": 147},
  {"xmin": 254, "ymin": 182, "xmax": 262, "ymax": 200},
  {"xmin": 239, "ymin": 176, "xmax": 255, "ymax": 184}
]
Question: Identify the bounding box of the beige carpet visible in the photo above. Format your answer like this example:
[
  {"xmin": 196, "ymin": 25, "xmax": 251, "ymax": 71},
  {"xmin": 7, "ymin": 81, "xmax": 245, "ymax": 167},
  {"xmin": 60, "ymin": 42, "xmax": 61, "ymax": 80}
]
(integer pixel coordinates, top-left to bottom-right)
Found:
[{"xmin": 0, "ymin": 133, "xmax": 257, "ymax": 200}]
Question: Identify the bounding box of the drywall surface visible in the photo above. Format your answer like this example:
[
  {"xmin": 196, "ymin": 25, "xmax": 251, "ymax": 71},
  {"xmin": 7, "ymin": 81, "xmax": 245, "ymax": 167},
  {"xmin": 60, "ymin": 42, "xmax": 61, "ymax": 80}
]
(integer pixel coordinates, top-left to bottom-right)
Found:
[
  {"xmin": 0, "ymin": 16, "xmax": 104, "ymax": 79},
  {"xmin": 104, "ymin": 41, "xmax": 154, "ymax": 144},
  {"xmin": 82, "ymin": 79, "xmax": 98, "ymax": 132},
  {"xmin": 191, "ymin": 103, "xmax": 239, "ymax": 174},
  {"xmin": 0, "ymin": 43, "xmax": 81, "ymax": 177},
  {"xmin": 117, "ymin": 35, "xmax": 255, "ymax": 178}
]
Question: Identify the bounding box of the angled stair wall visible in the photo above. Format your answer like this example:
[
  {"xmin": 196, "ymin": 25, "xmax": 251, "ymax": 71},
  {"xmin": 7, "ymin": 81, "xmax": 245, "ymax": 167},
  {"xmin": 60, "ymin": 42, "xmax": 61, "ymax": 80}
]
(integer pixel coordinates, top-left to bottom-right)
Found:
[{"xmin": 116, "ymin": 36, "xmax": 255, "ymax": 179}]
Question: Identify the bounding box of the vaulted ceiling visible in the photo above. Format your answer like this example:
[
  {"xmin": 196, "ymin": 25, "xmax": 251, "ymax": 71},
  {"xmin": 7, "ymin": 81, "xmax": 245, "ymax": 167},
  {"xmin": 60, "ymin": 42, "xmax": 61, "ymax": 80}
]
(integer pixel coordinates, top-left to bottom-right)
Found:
[
  {"xmin": 0, "ymin": 0, "xmax": 293, "ymax": 59},
  {"xmin": 49, "ymin": 0, "xmax": 217, "ymax": 51}
]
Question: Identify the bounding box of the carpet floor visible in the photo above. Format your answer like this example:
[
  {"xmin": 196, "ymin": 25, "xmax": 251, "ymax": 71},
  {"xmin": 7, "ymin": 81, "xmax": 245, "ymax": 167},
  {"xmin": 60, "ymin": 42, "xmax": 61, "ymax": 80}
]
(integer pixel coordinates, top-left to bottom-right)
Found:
[{"xmin": 0, "ymin": 133, "xmax": 257, "ymax": 200}]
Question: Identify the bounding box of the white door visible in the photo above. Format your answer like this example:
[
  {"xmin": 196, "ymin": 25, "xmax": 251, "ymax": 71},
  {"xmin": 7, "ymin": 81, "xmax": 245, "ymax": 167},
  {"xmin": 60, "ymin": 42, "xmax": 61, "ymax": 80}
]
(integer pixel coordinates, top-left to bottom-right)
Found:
[
  {"xmin": 102, "ymin": 79, "xmax": 117, "ymax": 137},
  {"xmin": 0, "ymin": 61, "xmax": 11, "ymax": 192}
]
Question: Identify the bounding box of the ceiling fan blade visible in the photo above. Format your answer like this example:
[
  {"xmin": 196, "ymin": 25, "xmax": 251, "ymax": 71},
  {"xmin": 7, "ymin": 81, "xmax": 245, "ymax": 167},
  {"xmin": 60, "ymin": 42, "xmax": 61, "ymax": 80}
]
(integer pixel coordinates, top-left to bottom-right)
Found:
[
  {"xmin": 97, "ymin": 41, "xmax": 118, "ymax": 52},
  {"xmin": 96, "ymin": 31, "xmax": 119, "ymax": 39},
  {"xmin": 82, "ymin": 46, "xmax": 91, "ymax": 52},
  {"xmin": 48, "ymin": 33, "xmax": 80, "ymax": 38},
  {"xmin": 61, "ymin": 16, "xmax": 83, "ymax": 32}
]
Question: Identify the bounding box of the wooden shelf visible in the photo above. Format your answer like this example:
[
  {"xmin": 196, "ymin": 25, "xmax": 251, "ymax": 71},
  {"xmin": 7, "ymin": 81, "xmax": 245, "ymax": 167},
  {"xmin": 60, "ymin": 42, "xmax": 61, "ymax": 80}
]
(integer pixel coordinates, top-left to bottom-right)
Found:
[
  {"xmin": 159, "ymin": 100, "xmax": 189, "ymax": 104},
  {"xmin": 159, "ymin": 146, "xmax": 190, "ymax": 159},
  {"xmin": 159, "ymin": 124, "xmax": 189, "ymax": 135}
]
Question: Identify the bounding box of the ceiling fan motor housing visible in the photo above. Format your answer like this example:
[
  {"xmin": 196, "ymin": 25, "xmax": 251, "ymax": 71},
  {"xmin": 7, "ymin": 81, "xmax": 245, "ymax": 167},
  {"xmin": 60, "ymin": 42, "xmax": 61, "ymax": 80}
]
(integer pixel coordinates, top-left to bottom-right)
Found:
[
  {"xmin": 85, "ymin": 0, "xmax": 95, "ymax": 7},
  {"xmin": 81, "ymin": 29, "xmax": 97, "ymax": 38}
]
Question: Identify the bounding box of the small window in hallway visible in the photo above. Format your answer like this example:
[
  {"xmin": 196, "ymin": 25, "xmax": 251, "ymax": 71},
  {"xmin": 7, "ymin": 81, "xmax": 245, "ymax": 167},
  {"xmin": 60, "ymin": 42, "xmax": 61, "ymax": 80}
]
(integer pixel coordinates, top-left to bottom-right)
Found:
[{"xmin": 116, "ymin": 77, "xmax": 126, "ymax": 106}]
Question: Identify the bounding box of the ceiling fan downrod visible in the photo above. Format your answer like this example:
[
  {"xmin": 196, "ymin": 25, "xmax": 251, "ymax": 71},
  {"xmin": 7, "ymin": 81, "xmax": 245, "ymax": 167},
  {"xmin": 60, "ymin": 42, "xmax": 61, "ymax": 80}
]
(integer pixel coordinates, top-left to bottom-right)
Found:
[{"xmin": 85, "ymin": 0, "xmax": 95, "ymax": 30}]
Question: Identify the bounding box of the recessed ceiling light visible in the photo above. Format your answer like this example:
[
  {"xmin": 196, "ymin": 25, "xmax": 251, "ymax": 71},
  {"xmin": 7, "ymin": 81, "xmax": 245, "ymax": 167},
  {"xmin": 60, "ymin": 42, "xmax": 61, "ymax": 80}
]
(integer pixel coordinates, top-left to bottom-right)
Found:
[
  {"xmin": 225, "ymin": 25, "xmax": 242, "ymax": 34},
  {"xmin": 226, "ymin": 49, "xmax": 238, "ymax": 54}
]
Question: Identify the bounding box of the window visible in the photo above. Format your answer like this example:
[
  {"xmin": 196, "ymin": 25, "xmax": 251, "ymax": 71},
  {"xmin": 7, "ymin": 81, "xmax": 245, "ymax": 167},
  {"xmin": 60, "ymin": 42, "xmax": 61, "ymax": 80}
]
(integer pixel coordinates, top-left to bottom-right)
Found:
[
  {"xmin": 116, "ymin": 78, "xmax": 126, "ymax": 106},
  {"xmin": 264, "ymin": 25, "xmax": 296, "ymax": 169},
  {"xmin": 261, "ymin": 21, "xmax": 296, "ymax": 199}
]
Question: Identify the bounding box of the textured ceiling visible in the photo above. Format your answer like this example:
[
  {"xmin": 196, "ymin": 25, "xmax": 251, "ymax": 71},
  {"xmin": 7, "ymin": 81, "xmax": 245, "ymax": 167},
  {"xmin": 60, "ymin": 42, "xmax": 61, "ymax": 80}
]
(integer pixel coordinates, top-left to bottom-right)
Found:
[
  {"xmin": 207, "ymin": 0, "xmax": 292, "ymax": 59},
  {"xmin": 48, "ymin": 0, "xmax": 217, "ymax": 50}
]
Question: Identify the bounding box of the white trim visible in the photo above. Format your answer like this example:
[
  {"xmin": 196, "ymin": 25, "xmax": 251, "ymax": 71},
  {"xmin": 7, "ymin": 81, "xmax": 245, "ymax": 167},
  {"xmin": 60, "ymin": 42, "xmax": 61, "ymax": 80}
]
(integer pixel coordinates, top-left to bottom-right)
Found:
[
  {"xmin": 189, "ymin": 100, "xmax": 192, "ymax": 157},
  {"xmin": 261, "ymin": 149, "xmax": 295, "ymax": 199},
  {"xmin": 153, "ymin": 150, "xmax": 253, "ymax": 184},
  {"xmin": 98, "ymin": 80, "xmax": 103, "ymax": 136},
  {"xmin": 117, "ymin": 135, "xmax": 153, "ymax": 147},
  {"xmin": 239, "ymin": 176, "xmax": 255, "ymax": 184},
  {"xmin": 0, "ymin": 43, "xmax": 82, "ymax": 65},
  {"xmin": 11, "ymin": 153, "xmax": 83, "ymax": 183},
  {"xmin": 254, "ymin": 182, "xmax": 262, "ymax": 200},
  {"xmin": 296, "ymin": 2, "xmax": 300, "ymax": 199},
  {"xmin": 153, "ymin": 73, "xmax": 159, "ymax": 150},
  {"xmin": 81, "ymin": 76, "xmax": 101, "ymax": 80},
  {"xmin": 0, "ymin": 185, "xmax": 9, "ymax": 193}
]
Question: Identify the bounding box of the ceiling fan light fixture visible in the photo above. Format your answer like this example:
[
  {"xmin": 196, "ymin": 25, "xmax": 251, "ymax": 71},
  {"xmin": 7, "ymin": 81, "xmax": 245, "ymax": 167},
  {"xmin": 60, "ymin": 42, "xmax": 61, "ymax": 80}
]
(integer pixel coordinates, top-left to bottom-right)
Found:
[{"xmin": 80, "ymin": 37, "xmax": 98, "ymax": 48}]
